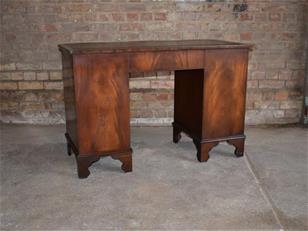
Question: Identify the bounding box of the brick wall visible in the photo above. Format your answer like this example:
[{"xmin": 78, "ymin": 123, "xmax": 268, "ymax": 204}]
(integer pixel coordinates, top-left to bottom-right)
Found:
[{"xmin": 0, "ymin": 0, "xmax": 307, "ymax": 125}]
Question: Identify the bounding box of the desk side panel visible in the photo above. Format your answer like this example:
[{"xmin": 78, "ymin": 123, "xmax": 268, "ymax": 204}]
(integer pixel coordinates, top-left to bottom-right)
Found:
[
  {"xmin": 203, "ymin": 49, "xmax": 249, "ymax": 139},
  {"xmin": 74, "ymin": 54, "xmax": 130, "ymax": 155},
  {"xmin": 61, "ymin": 50, "xmax": 78, "ymax": 147}
]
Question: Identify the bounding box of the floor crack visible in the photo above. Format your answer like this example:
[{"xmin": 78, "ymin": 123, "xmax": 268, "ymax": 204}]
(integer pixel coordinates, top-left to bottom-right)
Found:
[{"xmin": 244, "ymin": 153, "xmax": 285, "ymax": 231}]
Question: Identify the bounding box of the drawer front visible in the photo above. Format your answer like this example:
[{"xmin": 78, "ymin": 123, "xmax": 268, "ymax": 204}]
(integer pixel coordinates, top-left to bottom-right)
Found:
[{"xmin": 129, "ymin": 50, "xmax": 204, "ymax": 73}]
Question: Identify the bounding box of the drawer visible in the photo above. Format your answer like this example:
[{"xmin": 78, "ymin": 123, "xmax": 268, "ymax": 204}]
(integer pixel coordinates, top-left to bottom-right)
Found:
[{"xmin": 129, "ymin": 50, "xmax": 204, "ymax": 73}]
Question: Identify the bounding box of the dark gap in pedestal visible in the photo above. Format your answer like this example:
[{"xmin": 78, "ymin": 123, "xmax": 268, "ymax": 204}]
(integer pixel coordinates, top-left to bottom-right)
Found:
[{"xmin": 174, "ymin": 69, "xmax": 204, "ymax": 140}]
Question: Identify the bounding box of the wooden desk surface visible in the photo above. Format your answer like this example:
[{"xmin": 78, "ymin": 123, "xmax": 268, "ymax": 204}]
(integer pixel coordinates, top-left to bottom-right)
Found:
[{"xmin": 59, "ymin": 39, "xmax": 252, "ymax": 55}]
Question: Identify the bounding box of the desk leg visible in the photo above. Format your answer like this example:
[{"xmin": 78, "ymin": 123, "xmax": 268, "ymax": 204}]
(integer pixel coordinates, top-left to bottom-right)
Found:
[
  {"xmin": 172, "ymin": 123, "xmax": 182, "ymax": 143},
  {"xmin": 66, "ymin": 142, "xmax": 72, "ymax": 156},
  {"xmin": 227, "ymin": 139, "xmax": 245, "ymax": 157},
  {"xmin": 193, "ymin": 140, "xmax": 219, "ymax": 162},
  {"xmin": 111, "ymin": 150, "xmax": 133, "ymax": 172},
  {"xmin": 77, "ymin": 156, "xmax": 100, "ymax": 179}
]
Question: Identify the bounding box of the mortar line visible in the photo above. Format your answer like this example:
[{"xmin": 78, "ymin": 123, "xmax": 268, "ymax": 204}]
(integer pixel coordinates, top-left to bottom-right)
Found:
[{"xmin": 244, "ymin": 152, "xmax": 285, "ymax": 231}]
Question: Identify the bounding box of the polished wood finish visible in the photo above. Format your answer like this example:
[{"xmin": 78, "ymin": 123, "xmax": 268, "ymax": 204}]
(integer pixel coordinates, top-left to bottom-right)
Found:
[
  {"xmin": 61, "ymin": 49, "xmax": 78, "ymax": 146},
  {"xmin": 74, "ymin": 54, "xmax": 130, "ymax": 155},
  {"xmin": 129, "ymin": 50, "xmax": 204, "ymax": 72},
  {"xmin": 59, "ymin": 39, "xmax": 252, "ymax": 55},
  {"xmin": 59, "ymin": 40, "xmax": 252, "ymax": 178},
  {"xmin": 203, "ymin": 49, "xmax": 248, "ymax": 139}
]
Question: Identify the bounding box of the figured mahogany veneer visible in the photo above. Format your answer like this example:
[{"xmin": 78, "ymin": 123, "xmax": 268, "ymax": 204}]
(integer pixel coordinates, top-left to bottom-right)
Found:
[{"xmin": 59, "ymin": 40, "xmax": 252, "ymax": 178}]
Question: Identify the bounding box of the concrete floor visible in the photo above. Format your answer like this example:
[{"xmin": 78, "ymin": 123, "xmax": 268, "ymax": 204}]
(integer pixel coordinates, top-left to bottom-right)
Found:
[{"xmin": 0, "ymin": 124, "xmax": 307, "ymax": 230}]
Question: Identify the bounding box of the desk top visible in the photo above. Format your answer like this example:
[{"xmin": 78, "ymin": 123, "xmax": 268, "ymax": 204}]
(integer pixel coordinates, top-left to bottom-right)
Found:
[{"xmin": 59, "ymin": 40, "xmax": 253, "ymax": 55}]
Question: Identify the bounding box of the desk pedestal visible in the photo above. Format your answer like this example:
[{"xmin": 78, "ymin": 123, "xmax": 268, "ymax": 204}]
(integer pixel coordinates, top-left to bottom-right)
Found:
[{"xmin": 173, "ymin": 49, "xmax": 248, "ymax": 162}]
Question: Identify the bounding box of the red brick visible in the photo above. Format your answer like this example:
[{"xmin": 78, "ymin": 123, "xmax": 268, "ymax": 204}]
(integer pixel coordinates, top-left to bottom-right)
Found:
[
  {"xmin": 266, "ymin": 71, "xmax": 279, "ymax": 80},
  {"xmin": 0, "ymin": 82, "xmax": 18, "ymax": 90},
  {"xmin": 240, "ymin": 13, "xmax": 253, "ymax": 21},
  {"xmin": 112, "ymin": 13, "xmax": 125, "ymax": 21},
  {"xmin": 18, "ymin": 81, "xmax": 43, "ymax": 90},
  {"xmin": 65, "ymin": 4, "xmax": 91, "ymax": 12},
  {"xmin": 47, "ymin": 33, "xmax": 72, "ymax": 42},
  {"xmin": 285, "ymin": 109, "xmax": 300, "ymax": 118},
  {"xmin": 126, "ymin": 33, "xmax": 139, "ymax": 40},
  {"xmin": 120, "ymin": 4, "xmax": 146, "ymax": 12},
  {"xmin": 44, "ymin": 24, "xmax": 58, "ymax": 32},
  {"xmin": 279, "ymin": 70, "xmax": 292, "ymax": 80},
  {"xmin": 50, "ymin": 72, "xmax": 62, "ymax": 80},
  {"xmin": 119, "ymin": 23, "xmax": 143, "ymax": 31},
  {"xmin": 151, "ymin": 80, "xmax": 174, "ymax": 89},
  {"xmin": 269, "ymin": 13, "xmax": 281, "ymax": 21},
  {"xmin": 259, "ymin": 80, "xmax": 285, "ymax": 89},
  {"xmin": 143, "ymin": 92, "xmax": 157, "ymax": 101},
  {"xmin": 0, "ymin": 72, "xmax": 11, "ymax": 80},
  {"xmin": 285, "ymin": 80, "xmax": 303, "ymax": 89},
  {"xmin": 24, "ymin": 72, "xmax": 36, "ymax": 80},
  {"xmin": 175, "ymin": 3, "xmax": 203, "ymax": 12},
  {"xmin": 240, "ymin": 32, "xmax": 252, "ymax": 41},
  {"xmin": 129, "ymin": 80, "xmax": 150, "ymax": 89},
  {"xmin": 156, "ymin": 71, "xmax": 172, "ymax": 80},
  {"xmin": 127, "ymin": 13, "xmax": 139, "ymax": 21},
  {"xmin": 2, "ymin": 2, "xmax": 26, "ymax": 13},
  {"xmin": 247, "ymin": 80, "xmax": 258, "ymax": 89},
  {"xmin": 154, "ymin": 13, "xmax": 167, "ymax": 21},
  {"xmin": 0, "ymin": 63, "xmax": 16, "ymax": 71},
  {"xmin": 96, "ymin": 4, "xmax": 119, "ymax": 12},
  {"xmin": 5, "ymin": 33, "xmax": 16, "ymax": 41},
  {"xmin": 280, "ymin": 100, "xmax": 301, "ymax": 109},
  {"xmin": 44, "ymin": 81, "xmax": 63, "ymax": 90},
  {"xmin": 176, "ymin": 22, "xmax": 201, "ymax": 31},
  {"xmin": 130, "ymin": 92, "xmax": 143, "ymax": 101},
  {"xmin": 130, "ymin": 100, "xmax": 146, "ymax": 108},
  {"xmin": 254, "ymin": 13, "xmax": 267, "ymax": 22},
  {"xmin": 273, "ymin": 110, "xmax": 285, "ymax": 118},
  {"xmin": 251, "ymin": 71, "xmax": 266, "ymax": 80},
  {"xmin": 99, "ymin": 14, "xmax": 109, "ymax": 21},
  {"xmin": 254, "ymin": 101, "xmax": 280, "ymax": 109},
  {"xmin": 73, "ymin": 32, "xmax": 99, "ymax": 41},
  {"xmin": 262, "ymin": 91, "xmax": 275, "ymax": 101},
  {"xmin": 11, "ymin": 72, "xmax": 24, "ymax": 80},
  {"xmin": 275, "ymin": 91, "xmax": 288, "ymax": 101},
  {"xmin": 282, "ymin": 32, "xmax": 297, "ymax": 41},
  {"xmin": 156, "ymin": 93, "xmax": 170, "ymax": 101},
  {"xmin": 140, "ymin": 13, "xmax": 152, "ymax": 21}
]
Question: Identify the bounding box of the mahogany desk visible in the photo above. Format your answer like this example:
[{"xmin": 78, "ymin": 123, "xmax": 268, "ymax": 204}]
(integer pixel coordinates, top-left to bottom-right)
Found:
[{"xmin": 59, "ymin": 40, "xmax": 252, "ymax": 178}]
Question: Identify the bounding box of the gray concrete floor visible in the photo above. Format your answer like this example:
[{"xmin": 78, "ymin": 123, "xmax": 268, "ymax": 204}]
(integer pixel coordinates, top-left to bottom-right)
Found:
[{"xmin": 0, "ymin": 124, "xmax": 307, "ymax": 230}]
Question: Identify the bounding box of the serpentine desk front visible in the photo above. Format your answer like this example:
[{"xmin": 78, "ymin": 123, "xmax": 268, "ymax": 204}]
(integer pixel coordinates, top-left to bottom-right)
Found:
[{"xmin": 59, "ymin": 40, "xmax": 252, "ymax": 178}]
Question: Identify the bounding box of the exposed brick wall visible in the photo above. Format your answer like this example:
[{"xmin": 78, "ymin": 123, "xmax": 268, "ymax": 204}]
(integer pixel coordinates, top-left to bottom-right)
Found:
[{"xmin": 0, "ymin": 0, "xmax": 307, "ymax": 125}]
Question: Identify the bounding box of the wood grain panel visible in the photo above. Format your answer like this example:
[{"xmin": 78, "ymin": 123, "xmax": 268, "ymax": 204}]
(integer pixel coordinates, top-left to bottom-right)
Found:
[
  {"xmin": 61, "ymin": 49, "xmax": 78, "ymax": 147},
  {"xmin": 203, "ymin": 49, "xmax": 249, "ymax": 139},
  {"xmin": 73, "ymin": 54, "xmax": 130, "ymax": 155},
  {"xmin": 129, "ymin": 50, "xmax": 204, "ymax": 73}
]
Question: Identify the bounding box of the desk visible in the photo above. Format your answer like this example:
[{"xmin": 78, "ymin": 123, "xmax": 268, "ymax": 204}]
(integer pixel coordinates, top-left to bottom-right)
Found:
[{"xmin": 59, "ymin": 40, "xmax": 252, "ymax": 178}]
